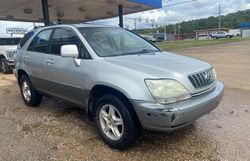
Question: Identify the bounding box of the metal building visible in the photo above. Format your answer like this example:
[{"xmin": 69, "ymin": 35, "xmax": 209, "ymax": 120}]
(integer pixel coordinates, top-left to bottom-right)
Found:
[{"xmin": 240, "ymin": 22, "xmax": 250, "ymax": 37}]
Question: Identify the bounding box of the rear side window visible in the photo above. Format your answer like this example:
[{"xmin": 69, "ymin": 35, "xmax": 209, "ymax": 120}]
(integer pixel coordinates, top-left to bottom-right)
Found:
[
  {"xmin": 28, "ymin": 29, "xmax": 52, "ymax": 53},
  {"xmin": 50, "ymin": 28, "xmax": 91, "ymax": 59},
  {"xmin": 19, "ymin": 31, "xmax": 35, "ymax": 48}
]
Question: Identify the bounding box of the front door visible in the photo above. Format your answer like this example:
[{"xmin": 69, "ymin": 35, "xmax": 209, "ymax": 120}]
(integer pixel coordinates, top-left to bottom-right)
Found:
[{"xmin": 44, "ymin": 27, "xmax": 90, "ymax": 106}]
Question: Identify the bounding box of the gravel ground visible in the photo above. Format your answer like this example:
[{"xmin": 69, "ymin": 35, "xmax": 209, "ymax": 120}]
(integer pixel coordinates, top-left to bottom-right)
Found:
[{"xmin": 0, "ymin": 40, "xmax": 250, "ymax": 161}]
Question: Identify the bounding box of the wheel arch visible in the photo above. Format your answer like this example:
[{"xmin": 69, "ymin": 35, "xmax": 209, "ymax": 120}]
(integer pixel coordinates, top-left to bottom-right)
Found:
[
  {"xmin": 87, "ymin": 84, "xmax": 141, "ymax": 127},
  {"xmin": 17, "ymin": 69, "xmax": 30, "ymax": 86},
  {"xmin": 0, "ymin": 55, "xmax": 6, "ymax": 59}
]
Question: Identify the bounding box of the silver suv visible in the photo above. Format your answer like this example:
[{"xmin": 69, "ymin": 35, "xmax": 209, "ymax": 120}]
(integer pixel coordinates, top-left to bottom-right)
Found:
[{"xmin": 15, "ymin": 24, "xmax": 224, "ymax": 150}]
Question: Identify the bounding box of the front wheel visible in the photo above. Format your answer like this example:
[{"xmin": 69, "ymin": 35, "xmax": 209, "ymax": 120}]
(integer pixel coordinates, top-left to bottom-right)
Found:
[
  {"xmin": 20, "ymin": 75, "xmax": 43, "ymax": 107},
  {"xmin": 0, "ymin": 58, "xmax": 12, "ymax": 74},
  {"xmin": 95, "ymin": 94, "xmax": 140, "ymax": 150}
]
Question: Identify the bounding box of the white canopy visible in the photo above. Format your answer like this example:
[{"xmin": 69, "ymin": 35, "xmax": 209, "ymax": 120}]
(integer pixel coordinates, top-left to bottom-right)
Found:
[{"xmin": 0, "ymin": 0, "xmax": 162, "ymax": 23}]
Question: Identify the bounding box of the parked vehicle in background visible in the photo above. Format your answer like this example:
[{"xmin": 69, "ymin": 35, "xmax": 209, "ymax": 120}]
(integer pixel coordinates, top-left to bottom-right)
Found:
[
  {"xmin": 151, "ymin": 33, "xmax": 165, "ymax": 42},
  {"xmin": 15, "ymin": 24, "xmax": 224, "ymax": 150},
  {"xmin": 0, "ymin": 37, "xmax": 22, "ymax": 74},
  {"xmin": 141, "ymin": 33, "xmax": 165, "ymax": 43},
  {"xmin": 211, "ymin": 31, "xmax": 234, "ymax": 39},
  {"xmin": 141, "ymin": 34, "xmax": 157, "ymax": 43}
]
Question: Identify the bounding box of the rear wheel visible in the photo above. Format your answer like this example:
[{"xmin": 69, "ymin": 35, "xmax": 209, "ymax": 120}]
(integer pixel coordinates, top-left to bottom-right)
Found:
[
  {"xmin": 0, "ymin": 58, "xmax": 12, "ymax": 74},
  {"xmin": 95, "ymin": 94, "xmax": 140, "ymax": 150},
  {"xmin": 20, "ymin": 75, "xmax": 43, "ymax": 107}
]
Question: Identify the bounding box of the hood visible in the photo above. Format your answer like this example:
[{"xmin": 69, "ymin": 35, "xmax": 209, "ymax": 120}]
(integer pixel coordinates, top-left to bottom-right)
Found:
[
  {"xmin": 104, "ymin": 51, "xmax": 211, "ymax": 78},
  {"xmin": 0, "ymin": 45, "xmax": 17, "ymax": 52}
]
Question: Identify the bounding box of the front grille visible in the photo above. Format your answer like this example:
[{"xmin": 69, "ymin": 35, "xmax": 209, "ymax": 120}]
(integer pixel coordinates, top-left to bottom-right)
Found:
[{"xmin": 188, "ymin": 68, "xmax": 215, "ymax": 89}]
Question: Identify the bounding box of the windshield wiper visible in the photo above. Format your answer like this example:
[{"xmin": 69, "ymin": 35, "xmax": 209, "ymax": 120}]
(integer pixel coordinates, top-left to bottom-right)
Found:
[{"xmin": 121, "ymin": 49, "xmax": 161, "ymax": 56}]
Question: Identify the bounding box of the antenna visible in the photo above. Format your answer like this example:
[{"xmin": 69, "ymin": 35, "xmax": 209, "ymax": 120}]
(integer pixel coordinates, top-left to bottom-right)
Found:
[{"xmin": 219, "ymin": 4, "xmax": 221, "ymax": 30}]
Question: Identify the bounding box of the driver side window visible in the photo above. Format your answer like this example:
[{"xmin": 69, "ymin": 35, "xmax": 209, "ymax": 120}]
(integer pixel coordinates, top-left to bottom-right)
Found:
[{"xmin": 50, "ymin": 28, "xmax": 91, "ymax": 59}]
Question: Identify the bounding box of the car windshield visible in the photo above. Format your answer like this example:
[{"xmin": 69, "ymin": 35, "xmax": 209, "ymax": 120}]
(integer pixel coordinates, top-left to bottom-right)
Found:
[
  {"xmin": 0, "ymin": 38, "xmax": 22, "ymax": 46},
  {"xmin": 77, "ymin": 27, "xmax": 160, "ymax": 57}
]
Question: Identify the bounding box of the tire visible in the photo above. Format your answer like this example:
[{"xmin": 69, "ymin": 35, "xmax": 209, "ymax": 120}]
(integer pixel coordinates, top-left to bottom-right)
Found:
[
  {"xmin": 227, "ymin": 36, "xmax": 230, "ymax": 39},
  {"xmin": 95, "ymin": 94, "xmax": 140, "ymax": 150},
  {"xmin": 0, "ymin": 58, "xmax": 12, "ymax": 74},
  {"xmin": 20, "ymin": 75, "xmax": 43, "ymax": 107}
]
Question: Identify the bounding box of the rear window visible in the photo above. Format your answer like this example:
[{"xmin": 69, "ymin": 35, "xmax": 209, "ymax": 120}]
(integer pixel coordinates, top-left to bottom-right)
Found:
[
  {"xmin": 19, "ymin": 31, "xmax": 35, "ymax": 48},
  {"xmin": 0, "ymin": 38, "xmax": 22, "ymax": 46}
]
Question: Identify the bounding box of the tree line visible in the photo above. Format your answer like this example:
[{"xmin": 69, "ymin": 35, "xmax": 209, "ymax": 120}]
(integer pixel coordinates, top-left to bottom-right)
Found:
[{"xmin": 134, "ymin": 9, "xmax": 250, "ymax": 34}]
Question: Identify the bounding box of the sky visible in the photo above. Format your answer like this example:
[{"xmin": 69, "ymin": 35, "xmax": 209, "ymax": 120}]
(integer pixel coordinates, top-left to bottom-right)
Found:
[{"xmin": 0, "ymin": 0, "xmax": 250, "ymax": 36}]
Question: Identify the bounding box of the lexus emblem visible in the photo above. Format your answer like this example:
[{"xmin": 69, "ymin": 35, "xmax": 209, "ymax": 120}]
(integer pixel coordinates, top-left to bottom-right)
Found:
[
  {"xmin": 204, "ymin": 73, "xmax": 211, "ymax": 81},
  {"xmin": 204, "ymin": 73, "xmax": 208, "ymax": 79}
]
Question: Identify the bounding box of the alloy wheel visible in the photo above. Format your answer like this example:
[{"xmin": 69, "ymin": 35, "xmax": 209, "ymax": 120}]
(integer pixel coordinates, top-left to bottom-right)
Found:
[
  {"xmin": 99, "ymin": 104, "xmax": 124, "ymax": 141},
  {"xmin": 22, "ymin": 81, "xmax": 31, "ymax": 102}
]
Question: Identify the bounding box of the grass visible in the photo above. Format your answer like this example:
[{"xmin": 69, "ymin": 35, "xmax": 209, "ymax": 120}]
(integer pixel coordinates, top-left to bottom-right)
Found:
[{"xmin": 156, "ymin": 37, "xmax": 250, "ymax": 50}]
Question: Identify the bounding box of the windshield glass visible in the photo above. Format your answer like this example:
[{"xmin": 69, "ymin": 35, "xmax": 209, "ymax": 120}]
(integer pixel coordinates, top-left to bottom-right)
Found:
[
  {"xmin": 0, "ymin": 38, "xmax": 22, "ymax": 46},
  {"xmin": 77, "ymin": 27, "xmax": 159, "ymax": 57}
]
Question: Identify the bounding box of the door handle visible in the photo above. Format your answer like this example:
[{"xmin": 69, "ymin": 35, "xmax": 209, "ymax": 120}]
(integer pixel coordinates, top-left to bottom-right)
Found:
[
  {"xmin": 46, "ymin": 59, "xmax": 55, "ymax": 65},
  {"xmin": 24, "ymin": 56, "xmax": 30, "ymax": 61}
]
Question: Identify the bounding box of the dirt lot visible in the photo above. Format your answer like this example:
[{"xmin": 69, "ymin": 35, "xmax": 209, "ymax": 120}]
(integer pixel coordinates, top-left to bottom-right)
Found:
[{"xmin": 0, "ymin": 40, "xmax": 250, "ymax": 161}]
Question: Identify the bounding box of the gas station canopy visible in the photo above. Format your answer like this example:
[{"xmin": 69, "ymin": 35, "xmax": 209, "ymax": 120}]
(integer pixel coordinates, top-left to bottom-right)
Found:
[{"xmin": 0, "ymin": 0, "xmax": 162, "ymax": 24}]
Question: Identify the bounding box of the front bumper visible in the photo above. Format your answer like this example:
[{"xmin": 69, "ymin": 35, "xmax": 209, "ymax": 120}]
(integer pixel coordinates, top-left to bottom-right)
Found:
[
  {"xmin": 132, "ymin": 81, "xmax": 224, "ymax": 132},
  {"xmin": 7, "ymin": 60, "xmax": 15, "ymax": 69},
  {"xmin": 7, "ymin": 60, "xmax": 15, "ymax": 66}
]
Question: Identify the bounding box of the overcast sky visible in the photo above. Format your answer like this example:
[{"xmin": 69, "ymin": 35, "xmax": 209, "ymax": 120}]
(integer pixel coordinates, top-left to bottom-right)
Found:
[
  {"xmin": 94, "ymin": 0, "xmax": 250, "ymax": 29},
  {"xmin": 0, "ymin": 0, "xmax": 250, "ymax": 36}
]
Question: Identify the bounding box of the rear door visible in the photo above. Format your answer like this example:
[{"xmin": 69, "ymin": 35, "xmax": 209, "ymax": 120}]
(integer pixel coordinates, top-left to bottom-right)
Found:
[
  {"xmin": 43, "ymin": 27, "xmax": 90, "ymax": 105},
  {"xmin": 23, "ymin": 29, "xmax": 52, "ymax": 90}
]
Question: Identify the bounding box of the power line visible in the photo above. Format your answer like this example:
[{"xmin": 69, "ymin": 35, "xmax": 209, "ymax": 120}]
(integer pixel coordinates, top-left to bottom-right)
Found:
[
  {"xmin": 162, "ymin": 0, "xmax": 174, "ymax": 3},
  {"xmin": 162, "ymin": 0, "xmax": 197, "ymax": 7},
  {"xmin": 126, "ymin": 0, "xmax": 198, "ymax": 29}
]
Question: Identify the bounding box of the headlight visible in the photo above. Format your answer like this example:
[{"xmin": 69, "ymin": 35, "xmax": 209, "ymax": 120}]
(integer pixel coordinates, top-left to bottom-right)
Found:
[
  {"xmin": 6, "ymin": 50, "xmax": 15, "ymax": 59},
  {"xmin": 145, "ymin": 79, "xmax": 191, "ymax": 104},
  {"xmin": 212, "ymin": 68, "xmax": 217, "ymax": 80}
]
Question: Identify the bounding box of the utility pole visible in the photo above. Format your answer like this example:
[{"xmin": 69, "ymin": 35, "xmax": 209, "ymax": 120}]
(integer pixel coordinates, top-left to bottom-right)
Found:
[
  {"xmin": 178, "ymin": 22, "xmax": 181, "ymax": 35},
  {"xmin": 125, "ymin": 17, "xmax": 138, "ymax": 30},
  {"xmin": 134, "ymin": 19, "xmax": 137, "ymax": 30},
  {"xmin": 124, "ymin": 15, "xmax": 127, "ymax": 29},
  {"xmin": 164, "ymin": 26, "xmax": 167, "ymax": 40},
  {"xmin": 219, "ymin": 4, "xmax": 221, "ymax": 31},
  {"xmin": 174, "ymin": 24, "xmax": 176, "ymax": 35},
  {"xmin": 125, "ymin": 17, "xmax": 152, "ymax": 30}
]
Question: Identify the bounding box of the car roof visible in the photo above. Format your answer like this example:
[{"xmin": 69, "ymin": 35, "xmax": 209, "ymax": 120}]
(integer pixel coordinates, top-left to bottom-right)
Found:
[
  {"xmin": 72, "ymin": 23, "xmax": 115, "ymax": 28},
  {"xmin": 37, "ymin": 23, "xmax": 116, "ymax": 31}
]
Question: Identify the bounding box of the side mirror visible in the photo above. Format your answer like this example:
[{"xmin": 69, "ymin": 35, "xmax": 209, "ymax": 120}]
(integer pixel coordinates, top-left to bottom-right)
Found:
[{"xmin": 61, "ymin": 44, "xmax": 79, "ymax": 58}]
